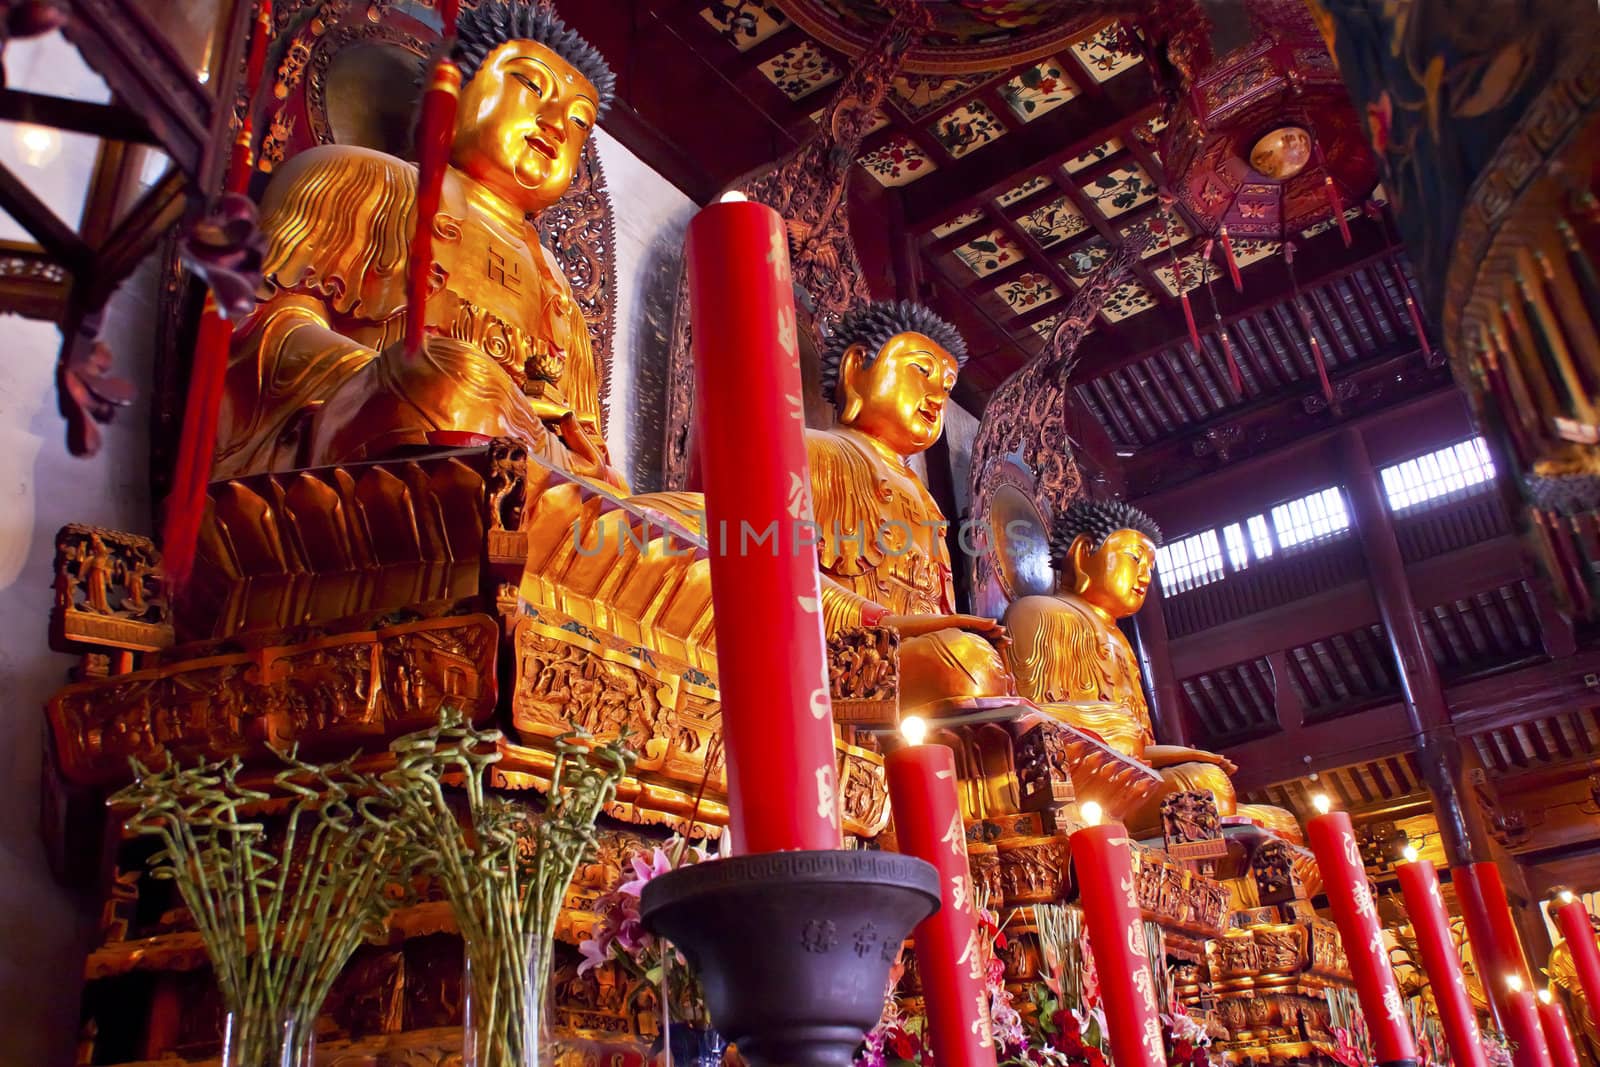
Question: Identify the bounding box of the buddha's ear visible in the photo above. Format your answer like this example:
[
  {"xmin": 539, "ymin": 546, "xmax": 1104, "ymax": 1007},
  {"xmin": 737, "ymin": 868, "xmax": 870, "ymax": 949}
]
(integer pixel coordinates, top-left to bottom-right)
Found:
[
  {"xmin": 837, "ymin": 343, "xmax": 870, "ymax": 424},
  {"xmin": 1067, "ymin": 533, "xmax": 1094, "ymax": 575}
]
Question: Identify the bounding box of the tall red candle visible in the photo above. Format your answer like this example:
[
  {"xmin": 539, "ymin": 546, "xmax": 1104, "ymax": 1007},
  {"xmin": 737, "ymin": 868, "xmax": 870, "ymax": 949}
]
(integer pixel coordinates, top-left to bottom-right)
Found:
[
  {"xmin": 1395, "ymin": 857, "xmax": 1487, "ymax": 1067},
  {"xmin": 1478, "ymin": 863, "xmax": 1535, "ymax": 988},
  {"xmin": 1503, "ymin": 979, "xmax": 1555, "ymax": 1067},
  {"xmin": 687, "ymin": 199, "xmax": 841, "ymax": 855},
  {"xmin": 1305, "ymin": 805, "xmax": 1418, "ymax": 1065},
  {"xmin": 1538, "ymin": 989, "xmax": 1582, "ymax": 1067},
  {"xmin": 1454, "ymin": 863, "xmax": 1510, "ymax": 1027},
  {"xmin": 1070, "ymin": 817, "xmax": 1163, "ymax": 1067},
  {"xmin": 886, "ymin": 737, "xmax": 997, "ymax": 1067},
  {"xmin": 1551, "ymin": 894, "xmax": 1600, "ymax": 1028}
]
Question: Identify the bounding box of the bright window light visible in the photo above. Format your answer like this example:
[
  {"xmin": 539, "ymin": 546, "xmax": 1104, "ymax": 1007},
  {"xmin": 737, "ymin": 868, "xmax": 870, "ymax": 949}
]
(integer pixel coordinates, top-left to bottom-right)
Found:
[
  {"xmin": 1271, "ymin": 487, "xmax": 1351, "ymax": 550},
  {"xmin": 1380, "ymin": 437, "xmax": 1496, "ymax": 513},
  {"xmin": 1155, "ymin": 529, "xmax": 1225, "ymax": 594}
]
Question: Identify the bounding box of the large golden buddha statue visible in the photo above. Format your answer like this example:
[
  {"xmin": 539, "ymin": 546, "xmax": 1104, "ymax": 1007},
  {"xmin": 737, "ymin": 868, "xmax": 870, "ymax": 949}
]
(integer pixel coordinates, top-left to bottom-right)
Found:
[
  {"xmin": 1003, "ymin": 499, "xmax": 1302, "ymax": 841},
  {"xmin": 808, "ymin": 301, "xmax": 1018, "ymax": 719},
  {"xmin": 215, "ymin": 4, "xmax": 621, "ymax": 487}
]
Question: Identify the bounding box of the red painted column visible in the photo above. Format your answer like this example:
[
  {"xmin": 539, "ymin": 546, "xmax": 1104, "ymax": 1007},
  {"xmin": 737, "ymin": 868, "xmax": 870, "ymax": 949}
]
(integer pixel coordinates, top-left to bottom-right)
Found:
[
  {"xmin": 1394, "ymin": 856, "xmax": 1487, "ymax": 1067},
  {"xmin": 686, "ymin": 198, "xmax": 841, "ymax": 855},
  {"xmin": 886, "ymin": 736, "xmax": 997, "ymax": 1067}
]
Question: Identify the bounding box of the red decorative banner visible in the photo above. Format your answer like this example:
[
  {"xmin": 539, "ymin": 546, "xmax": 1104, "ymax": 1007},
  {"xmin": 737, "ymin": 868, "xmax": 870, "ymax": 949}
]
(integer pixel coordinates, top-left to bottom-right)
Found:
[
  {"xmin": 1395, "ymin": 858, "xmax": 1486, "ymax": 1067},
  {"xmin": 1306, "ymin": 808, "xmax": 1418, "ymax": 1065},
  {"xmin": 1070, "ymin": 820, "xmax": 1163, "ymax": 1067},
  {"xmin": 886, "ymin": 741, "xmax": 997, "ymax": 1067},
  {"xmin": 687, "ymin": 199, "xmax": 841, "ymax": 855}
]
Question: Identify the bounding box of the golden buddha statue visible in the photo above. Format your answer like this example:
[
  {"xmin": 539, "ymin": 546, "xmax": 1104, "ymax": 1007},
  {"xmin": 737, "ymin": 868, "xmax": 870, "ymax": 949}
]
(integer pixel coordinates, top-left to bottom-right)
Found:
[
  {"xmin": 215, "ymin": 4, "xmax": 621, "ymax": 487},
  {"xmin": 1003, "ymin": 499, "xmax": 1302, "ymax": 841},
  {"xmin": 807, "ymin": 301, "xmax": 1018, "ymax": 719}
]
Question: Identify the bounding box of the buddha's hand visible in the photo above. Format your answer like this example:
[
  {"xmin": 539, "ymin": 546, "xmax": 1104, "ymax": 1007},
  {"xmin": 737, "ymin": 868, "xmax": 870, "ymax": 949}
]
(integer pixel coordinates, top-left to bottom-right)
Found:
[
  {"xmin": 879, "ymin": 612, "xmax": 1008, "ymax": 646},
  {"xmin": 1143, "ymin": 743, "xmax": 1238, "ymax": 776},
  {"xmin": 554, "ymin": 411, "xmax": 602, "ymax": 466}
]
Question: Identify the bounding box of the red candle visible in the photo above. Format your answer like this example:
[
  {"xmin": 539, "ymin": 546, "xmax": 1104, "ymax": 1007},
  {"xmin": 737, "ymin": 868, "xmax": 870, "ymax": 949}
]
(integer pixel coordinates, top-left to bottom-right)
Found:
[
  {"xmin": 1305, "ymin": 802, "xmax": 1418, "ymax": 1065},
  {"xmin": 1395, "ymin": 856, "xmax": 1487, "ymax": 1067},
  {"xmin": 1478, "ymin": 863, "xmax": 1535, "ymax": 988},
  {"xmin": 1538, "ymin": 989, "xmax": 1582, "ymax": 1067},
  {"xmin": 1551, "ymin": 893, "xmax": 1600, "ymax": 1028},
  {"xmin": 1504, "ymin": 978, "xmax": 1555, "ymax": 1067},
  {"xmin": 1070, "ymin": 811, "xmax": 1163, "ymax": 1067},
  {"xmin": 886, "ymin": 730, "xmax": 997, "ymax": 1067},
  {"xmin": 1454, "ymin": 863, "xmax": 1510, "ymax": 1027},
  {"xmin": 687, "ymin": 198, "xmax": 841, "ymax": 855}
]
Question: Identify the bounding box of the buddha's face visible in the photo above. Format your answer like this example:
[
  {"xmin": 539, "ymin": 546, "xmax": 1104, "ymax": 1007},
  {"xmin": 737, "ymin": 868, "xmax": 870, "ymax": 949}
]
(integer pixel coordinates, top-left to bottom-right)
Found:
[
  {"xmin": 836, "ymin": 331, "xmax": 960, "ymax": 456},
  {"xmin": 451, "ymin": 40, "xmax": 598, "ymax": 216},
  {"xmin": 1068, "ymin": 527, "xmax": 1155, "ymax": 619}
]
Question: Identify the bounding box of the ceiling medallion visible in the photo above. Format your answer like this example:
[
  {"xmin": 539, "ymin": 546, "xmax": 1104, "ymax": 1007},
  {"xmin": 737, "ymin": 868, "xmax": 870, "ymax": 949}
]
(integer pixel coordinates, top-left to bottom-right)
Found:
[{"xmin": 1249, "ymin": 126, "xmax": 1312, "ymax": 180}]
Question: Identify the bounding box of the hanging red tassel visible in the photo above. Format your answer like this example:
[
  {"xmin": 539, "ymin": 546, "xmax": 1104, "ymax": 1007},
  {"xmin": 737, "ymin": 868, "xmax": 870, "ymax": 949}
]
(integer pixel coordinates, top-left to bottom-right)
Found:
[
  {"xmin": 1311, "ymin": 136, "xmax": 1352, "ymax": 247},
  {"xmin": 1390, "ymin": 258, "xmax": 1432, "ymax": 358},
  {"xmin": 160, "ymin": 0, "xmax": 273, "ymax": 588},
  {"xmin": 1324, "ymin": 175, "xmax": 1352, "ymax": 247},
  {"xmin": 1218, "ymin": 322, "xmax": 1243, "ymax": 397},
  {"xmin": 406, "ymin": 59, "xmax": 462, "ymax": 355},
  {"xmin": 1219, "ymin": 223, "xmax": 1243, "ymax": 292}
]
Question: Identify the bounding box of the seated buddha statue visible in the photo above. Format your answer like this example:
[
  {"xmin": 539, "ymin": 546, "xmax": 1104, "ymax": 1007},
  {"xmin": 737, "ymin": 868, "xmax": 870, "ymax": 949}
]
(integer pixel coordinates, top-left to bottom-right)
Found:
[
  {"xmin": 806, "ymin": 301, "xmax": 1018, "ymax": 720},
  {"xmin": 1002, "ymin": 499, "xmax": 1302, "ymax": 842},
  {"xmin": 214, "ymin": 3, "xmax": 621, "ymax": 488}
]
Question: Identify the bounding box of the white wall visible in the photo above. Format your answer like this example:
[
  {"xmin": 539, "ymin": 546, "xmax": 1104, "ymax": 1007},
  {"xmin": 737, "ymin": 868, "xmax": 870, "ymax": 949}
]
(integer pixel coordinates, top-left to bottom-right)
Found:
[
  {"xmin": 0, "ymin": 270, "xmax": 157, "ymax": 1066},
  {"xmin": 592, "ymin": 128, "xmax": 697, "ymax": 490},
  {"xmin": 0, "ymin": 33, "xmax": 146, "ymax": 1067}
]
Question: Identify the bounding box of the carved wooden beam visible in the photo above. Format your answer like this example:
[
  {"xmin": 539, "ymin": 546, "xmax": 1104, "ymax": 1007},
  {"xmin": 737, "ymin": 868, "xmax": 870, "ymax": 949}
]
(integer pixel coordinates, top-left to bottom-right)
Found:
[
  {"xmin": 59, "ymin": 0, "xmax": 216, "ymax": 182},
  {"xmin": 0, "ymin": 158, "xmax": 89, "ymax": 272},
  {"xmin": 0, "ymin": 239, "xmax": 70, "ymax": 321},
  {"xmin": 0, "ymin": 87, "xmax": 156, "ymax": 144}
]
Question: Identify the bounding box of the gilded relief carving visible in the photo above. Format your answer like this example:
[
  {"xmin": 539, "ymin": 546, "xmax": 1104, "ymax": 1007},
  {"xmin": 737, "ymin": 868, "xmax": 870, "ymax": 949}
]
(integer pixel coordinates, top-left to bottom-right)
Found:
[
  {"xmin": 48, "ymin": 616, "xmax": 498, "ymax": 784},
  {"xmin": 52, "ymin": 524, "xmax": 171, "ymax": 652}
]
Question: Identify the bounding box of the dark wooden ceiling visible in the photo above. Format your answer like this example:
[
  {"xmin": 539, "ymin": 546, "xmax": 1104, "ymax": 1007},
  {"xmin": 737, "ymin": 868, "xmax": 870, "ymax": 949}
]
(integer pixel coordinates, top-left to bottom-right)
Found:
[{"xmin": 568, "ymin": 0, "xmax": 1450, "ymax": 499}]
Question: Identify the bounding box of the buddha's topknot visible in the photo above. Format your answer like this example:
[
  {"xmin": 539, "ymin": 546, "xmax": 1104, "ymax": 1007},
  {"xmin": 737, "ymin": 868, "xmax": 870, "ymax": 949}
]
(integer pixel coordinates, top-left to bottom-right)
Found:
[
  {"xmin": 1050, "ymin": 498, "xmax": 1162, "ymax": 558},
  {"xmin": 452, "ymin": 2, "xmax": 616, "ymax": 114},
  {"xmin": 819, "ymin": 300, "xmax": 967, "ymax": 405}
]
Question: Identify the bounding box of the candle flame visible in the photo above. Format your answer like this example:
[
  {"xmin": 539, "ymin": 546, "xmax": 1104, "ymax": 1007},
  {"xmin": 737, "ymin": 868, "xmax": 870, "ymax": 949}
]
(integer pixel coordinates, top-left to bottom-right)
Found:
[
  {"xmin": 1402, "ymin": 844, "xmax": 1419, "ymax": 864},
  {"xmin": 1559, "ymin": 889, "xmax": 1577, "ymax": 904},
  {"xmin": 1080, "ymin": 800, "xmax": 1103, "ymax": 827},
  {"xmin": 718, "ymin": 190, "xmax": 749, "ymax": 203},
  {"xmin": 1539, "ymin": 988, "xmax": 1554, "ymax": 1005},
  {"xmin": 1312, "ymin": 793, "xmax": 1331, "ymax": 815},
  {"xmin": 899, "ymin": 715, "xmax": 927, "ymax": 746},
  {"xmin": 1507, "ymin": 974, "xmax": 1524, "ymax": 993}
]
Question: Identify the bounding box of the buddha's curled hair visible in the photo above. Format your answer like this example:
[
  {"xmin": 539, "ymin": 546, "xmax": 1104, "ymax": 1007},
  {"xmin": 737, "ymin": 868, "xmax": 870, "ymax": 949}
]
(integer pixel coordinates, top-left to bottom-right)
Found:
[
  {"xmin": 819, "ymin": 300, "xmax": 967, "ymax": 405},
  {"xmin": 1049, "ymin": 498, "xmax": 1162, "ymax": 557},
  {"xmin": 452, "ymin": 2, "xmax": 617, "ymax": 114}
]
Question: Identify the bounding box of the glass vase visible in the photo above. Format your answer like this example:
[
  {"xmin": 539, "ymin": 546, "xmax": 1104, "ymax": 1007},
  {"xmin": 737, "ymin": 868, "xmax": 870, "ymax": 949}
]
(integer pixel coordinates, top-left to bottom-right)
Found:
[
  {"xmin": 463, "ymin": 942, "xmax": 553, "ymax": 1067},
  {"xmin": 220, "ymin": 1011, "xmax": 314, "ymax": 1067},
  {"xmin": 656, "ymin": 938, "xmax": 723, "ymax": 1067}
]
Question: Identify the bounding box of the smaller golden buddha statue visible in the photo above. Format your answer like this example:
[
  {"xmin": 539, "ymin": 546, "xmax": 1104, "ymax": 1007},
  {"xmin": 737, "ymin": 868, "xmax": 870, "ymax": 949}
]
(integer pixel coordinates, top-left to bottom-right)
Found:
[
  {"xmin": 216, "ymin": 4, "xmax": 620, "ymax": 487},
  {"xmin": 1003, "ymin": 499, "xmax": 1302, "ymax": 840},
  {"xmin": 807, "ymin": 301, "xmax": 1018, "ymax": 719}
]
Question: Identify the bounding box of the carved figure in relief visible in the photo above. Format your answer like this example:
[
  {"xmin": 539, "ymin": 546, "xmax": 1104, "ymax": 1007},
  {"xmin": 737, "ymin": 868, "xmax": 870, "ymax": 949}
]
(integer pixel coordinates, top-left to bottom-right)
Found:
[
  {"xmin": 217, "ymin": 4, "xmax": 622, "ymax": 486},
  {"xmin": 809, "ymin": 301, "xmax": 1018, "ymax": 718},
  {"xmin": 1002, "ymin": 498, "xmax": 1302, "ymax": 840}
]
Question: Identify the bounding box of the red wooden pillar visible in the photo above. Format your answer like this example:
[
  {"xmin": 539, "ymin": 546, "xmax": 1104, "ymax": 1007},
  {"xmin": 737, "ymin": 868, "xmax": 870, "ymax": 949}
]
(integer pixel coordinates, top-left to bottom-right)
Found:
[{"xmin": 1337, "ymin": 428, "xmax": 1488, "ymax": 867}]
